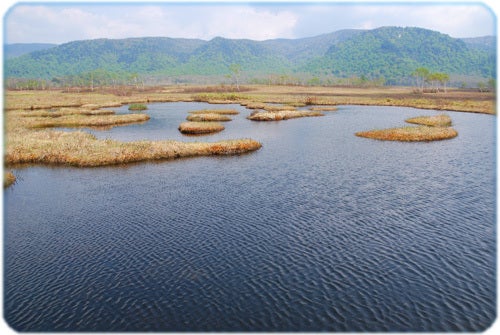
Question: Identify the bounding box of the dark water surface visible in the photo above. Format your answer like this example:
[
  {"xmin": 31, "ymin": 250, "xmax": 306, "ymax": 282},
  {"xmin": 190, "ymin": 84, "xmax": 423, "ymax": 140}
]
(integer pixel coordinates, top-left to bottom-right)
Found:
[{"xmin": 4, "ymin": 103, "xmax": 496, "ymax": 331}]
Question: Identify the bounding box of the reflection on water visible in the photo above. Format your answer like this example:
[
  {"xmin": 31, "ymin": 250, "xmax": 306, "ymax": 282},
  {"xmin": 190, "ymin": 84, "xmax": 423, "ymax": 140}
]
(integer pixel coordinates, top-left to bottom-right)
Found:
[{"xmin": 4, "ymin": 104, "xmax": 496, "ymax": 331}]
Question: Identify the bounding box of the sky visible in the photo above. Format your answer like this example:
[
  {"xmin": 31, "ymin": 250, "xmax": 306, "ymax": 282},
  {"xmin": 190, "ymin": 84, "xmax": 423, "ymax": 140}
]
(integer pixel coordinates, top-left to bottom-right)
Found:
[{"xmin": 2, "ymin": 1, "xmax": 498, "ymax": 44}]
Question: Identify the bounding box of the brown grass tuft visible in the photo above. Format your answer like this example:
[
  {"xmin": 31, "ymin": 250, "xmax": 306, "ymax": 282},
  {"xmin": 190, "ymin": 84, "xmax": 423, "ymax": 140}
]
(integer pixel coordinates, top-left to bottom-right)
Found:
[
  {"xmin": 189, "ymin": 109, "xmax": 239, "ymax": 115},
  {"xmin": 4, "ymin": 171, "xmax": 16, "ymax": 188},
  {"xmin": 262, "ymin": 105, "xmax": 297, "ymax": 112},
  {"xmin": 247, "ymin": 110, "xmax": 324, "ymax": 121},
  {"xmin": 405, "ymin": 114, "xmax": 452, "ymax": 127},
  {"xmin": 178, "ymin": 121, "xmax": 225, "ymax": 134},
  {"xmin": 5, "ymin": 130, "xmax": 261, "ymax": 167},
  {"xmin": 26, "ymin": 113, "xmax": 150, "ymax": 129},
  {"xmin": 186, "ymin": 113, "xmax": 232, "ymax": 122},
  {"xmin": 355, "ymin": 126, "xmax": 458, "ymax": 142}
]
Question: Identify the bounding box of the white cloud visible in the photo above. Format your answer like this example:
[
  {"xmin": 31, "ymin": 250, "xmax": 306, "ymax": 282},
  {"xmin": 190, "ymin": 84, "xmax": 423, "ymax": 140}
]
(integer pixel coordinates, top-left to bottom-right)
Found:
[
  {"xmin": 3, "ymin": 2, "xmax": 496, "ymax": 44},
  {"xmin": 4, "ymin": 4, "xmax": 298, "ymax": 43},
  {"xmin": 205, "ymin": 7, "xmax": 297, "ymax": 40},
  {"xmin": 345, "ymin": 4, "xmax": 495, "ymax": 37}
]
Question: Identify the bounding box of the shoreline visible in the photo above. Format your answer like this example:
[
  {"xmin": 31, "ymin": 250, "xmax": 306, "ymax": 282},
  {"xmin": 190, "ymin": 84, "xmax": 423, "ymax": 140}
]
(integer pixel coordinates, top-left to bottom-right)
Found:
[{"xmin": 5, "ymin": 85, "xmax": 495, "ymax": 115}]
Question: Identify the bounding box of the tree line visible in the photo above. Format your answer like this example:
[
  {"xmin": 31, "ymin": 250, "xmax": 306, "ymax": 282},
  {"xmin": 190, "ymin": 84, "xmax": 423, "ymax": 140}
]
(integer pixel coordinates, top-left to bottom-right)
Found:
[{"xmin": 411, "ymin": 67, "xmax": 450, "ymax": 92}]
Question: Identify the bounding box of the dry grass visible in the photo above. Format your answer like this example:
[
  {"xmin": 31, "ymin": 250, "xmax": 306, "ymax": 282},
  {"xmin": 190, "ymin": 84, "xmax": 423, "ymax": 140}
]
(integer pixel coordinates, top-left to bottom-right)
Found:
[
  {"xmin": 186, "ymin": 113, "xmax": 232, "ymax": 122},
  {"xmin": 355, "ymin": 126, "xmax": 458, "ymax": 141},
  {"xmin": 242, "ymin": 101, "xmax": 267, "ymax": 109},
  {"xmin": 247, "ymin": 110, "xmax": 324, "ymax": 121},
  {"xmin": 189, "ymin": 109, "xmax": 239, "ymax": 115},
  {"xmin": 261, "ymin": 105, "xmax": 297, "ymax": 112},
  {"xmin": 178, "ymin": 121, "xmax": 225, "ymax": 134},
  {"xmin": 191, "ymin": 92, "xmax": 246, "ymax": 104},
  {"xmin": 4, "ymin": 85, "xmax": 491, "ymax": 168},
  {"xmin": 26, "ymin": 113, "xmax": 150, "ymax": 129},
  {"xmin": 4, "ymin": 171, "xmax": 16, "ymax": 188},
  {"xmin": 16, "ymin": 108, "xmax": 115, "ymax": 117},
  {"xmin": 405, "ymin": 114, "xmax": 452, "ymax": 127},
  {"xmin": 4, "ymin": 100, "xmax": 261, "ymax": 167},
  {"xmin": 5, "ymin": 86, "xmax": 495, "ymax": 114},
  {"xmin": 5, "ymin": 130, "xmax": 261, "ymax": 167}
]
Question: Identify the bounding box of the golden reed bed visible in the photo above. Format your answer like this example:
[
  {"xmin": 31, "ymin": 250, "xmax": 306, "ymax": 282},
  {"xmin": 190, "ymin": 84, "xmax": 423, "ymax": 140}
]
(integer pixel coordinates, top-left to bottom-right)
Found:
[{"xmin": 356, "ymin": 114, "xmax": 458, "ymax": 141}]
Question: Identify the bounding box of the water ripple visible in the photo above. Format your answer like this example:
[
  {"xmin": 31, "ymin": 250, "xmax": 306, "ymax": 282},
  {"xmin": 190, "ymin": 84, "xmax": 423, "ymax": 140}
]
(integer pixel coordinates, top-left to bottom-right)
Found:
[{"xmin": 4, "ymin": 106, "xmax": 495, "ymax": 332}]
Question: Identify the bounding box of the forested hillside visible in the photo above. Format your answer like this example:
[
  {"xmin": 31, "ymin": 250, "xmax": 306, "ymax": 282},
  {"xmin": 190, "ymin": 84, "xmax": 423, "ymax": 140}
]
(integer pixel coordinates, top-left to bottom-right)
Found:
[
  {"xmin": 5, "ymin": 27, "xmax": 495, "ymax": 86},
  {"xmin": 302, "ymin": 27, "xmax": 495, "ymax": 84}
]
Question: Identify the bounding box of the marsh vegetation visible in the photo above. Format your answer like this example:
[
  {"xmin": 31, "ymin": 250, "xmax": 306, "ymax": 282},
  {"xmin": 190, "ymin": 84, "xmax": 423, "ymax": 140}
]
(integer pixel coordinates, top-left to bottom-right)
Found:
[
  {"xmin": 356, "ymin": 114, "xmax": 458, "ymax": 141},
  {"xmin": 178, "ymin": 121, "xmax": 225, "ymax": 134},
  {"xmin": 186, "ymin": 114, "xmax": 232, "ymax": 122},
  {"xmin": 405, "ymin": 114, "xmax": 452, "ymax": 127},
  {"xmin": 4, "ymin": 172, "xmax": 16, "ymax": 188},
  {"xmin": 247, "ymin": 110, "xmax": 324, "ymax": 121},
  {"xmin": 355, "ymin": 126, "xmax": 458, "ymax": 142},
  {"xmin": 128, "ymin": 103, "xmax": 148, "ymax": 111},
  {"xmin": 3, "ymin": 85, "xmax": 492, "ymax": 172}
]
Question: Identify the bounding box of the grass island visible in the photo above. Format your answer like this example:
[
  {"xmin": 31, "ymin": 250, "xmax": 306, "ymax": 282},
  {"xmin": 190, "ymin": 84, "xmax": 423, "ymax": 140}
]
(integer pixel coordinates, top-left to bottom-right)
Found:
[
  {"xmin": 178, "ymin": 121, "xmax": 225, "ymax": 134},
  {"xmin": 3, "ymin": 85, "xmax": 494, "ymax": 186},
  {"xmin": 247, "ymin": 109, "xmax": 324, "ymax": 121}
]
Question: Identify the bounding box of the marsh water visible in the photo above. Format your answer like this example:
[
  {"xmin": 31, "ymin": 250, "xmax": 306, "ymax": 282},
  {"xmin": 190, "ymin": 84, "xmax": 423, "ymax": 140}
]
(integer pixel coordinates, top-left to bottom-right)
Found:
[{"xmin": 4, "ymin": 103, "xmax": 496, "ymax": 331}]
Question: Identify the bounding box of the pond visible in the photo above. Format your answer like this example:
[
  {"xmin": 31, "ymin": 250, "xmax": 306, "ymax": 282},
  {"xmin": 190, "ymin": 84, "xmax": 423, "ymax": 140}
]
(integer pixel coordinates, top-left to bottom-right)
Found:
[{"xmin": 4, "ymin": 103, "xmax": 496, "ymax": 331}]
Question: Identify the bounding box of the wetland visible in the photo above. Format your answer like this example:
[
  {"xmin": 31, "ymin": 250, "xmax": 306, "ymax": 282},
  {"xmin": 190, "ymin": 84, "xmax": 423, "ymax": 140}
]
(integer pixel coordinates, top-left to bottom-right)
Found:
[{"xmin": 3, "ymin": 86, "xmax": 496, "ymax": 331}]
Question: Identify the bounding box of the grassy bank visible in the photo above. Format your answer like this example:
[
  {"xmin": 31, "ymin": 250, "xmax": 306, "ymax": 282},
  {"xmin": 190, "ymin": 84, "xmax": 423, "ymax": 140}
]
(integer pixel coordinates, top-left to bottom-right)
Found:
[
  {"xmin": 5, "ymin": 85, "xmax": 495, "ymax": 114},
  {"xmin": 5, "ymin": 130, "xmax": 261, "ymax": 167}
]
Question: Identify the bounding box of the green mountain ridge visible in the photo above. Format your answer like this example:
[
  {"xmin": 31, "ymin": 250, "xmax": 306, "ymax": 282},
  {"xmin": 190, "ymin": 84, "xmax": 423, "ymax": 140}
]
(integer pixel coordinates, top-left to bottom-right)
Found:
[
  {"xmin": 5, "ymin": 27, "xmax": 496, "ymax": 85},
  {"xmin": 303, "ymin": 27, "xmax": 495, "ymax": 84}
]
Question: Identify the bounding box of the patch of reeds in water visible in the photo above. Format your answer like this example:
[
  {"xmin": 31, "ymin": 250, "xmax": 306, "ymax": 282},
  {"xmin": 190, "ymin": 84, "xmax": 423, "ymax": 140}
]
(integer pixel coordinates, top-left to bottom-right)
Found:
[
  {"xmin": 189, "ymin": 109, "xmax": 239, "ymax": 115},
  {"xmin": 178, "ymin": 121, "xmax": 225, "ymax": 134},
  {"xmin": 356, "ymin": 113, "xmax": 458, "ymax": 142},
  {"xmin": 4, "ymin": 171, "xmax": 16, "ymax": 188},
  {"xmin": 405, "ymin": 114, "xmax": 452, "ymax": 127},
  {"xmin": 242, "ymin": 102, "xmax": 267, "ymax": 109},
  {"xmin": 17, "ymin": 108, "xmax": 116, "ymax": 118},
  {"xmin": 5, "ymin": 130, "xmax": 261, "ymax": 167},
  {"xmin": 128, "ymin": 103, "xmax": 148, "ymax": 111},
  {"xmin": 309, "ymin": 106, "xmax": 338, "ymax": 112},
  {"xmin": 186, "ymin": 113, "xmax": 232, "ymax": 122},
  {"xmin": 191, "ymin": 92, "xmax": 245, "ymax": 104},
  {"xmin": 261, "ymin": 105, "xmax": 297, "ymax": 112},
  {"xmin": 355, "ymin": 126, "xmax": 458, "ymax": 141},
  {"xmin": 247, "ymin": 110, "xmax": 324, "ymax": 121},
  {"xmin": 27, "ymin": 113, "xmax": 150, "ymax": 128}
]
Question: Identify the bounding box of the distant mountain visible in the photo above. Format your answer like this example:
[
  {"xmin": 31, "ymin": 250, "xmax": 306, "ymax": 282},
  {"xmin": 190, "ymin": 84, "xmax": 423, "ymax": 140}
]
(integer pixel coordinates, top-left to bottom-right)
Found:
[
  {"xmin": 302, "ymin": 27, "xmax": 495, "ymax": 83},
  {"xmin": 261, "ymin": 29, "xmax": 364, "ymax": 63},
  {"xmin": 460, "ymin": 36, "xmax": 496, "ymax": 51},
  {"xmin": 4, "ymin": 43, "xmax": 57, "ymax": 59},
  {"xmin": 5, "ymin": 27, "xmax": 496, "ymax": 84}
]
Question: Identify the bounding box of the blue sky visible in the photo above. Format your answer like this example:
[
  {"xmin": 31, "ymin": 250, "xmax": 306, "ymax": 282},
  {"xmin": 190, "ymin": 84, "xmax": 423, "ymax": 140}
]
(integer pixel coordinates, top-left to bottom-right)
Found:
[{"xmin": 2, "ymin": 1, "xmax": 497, "ymax": 44}]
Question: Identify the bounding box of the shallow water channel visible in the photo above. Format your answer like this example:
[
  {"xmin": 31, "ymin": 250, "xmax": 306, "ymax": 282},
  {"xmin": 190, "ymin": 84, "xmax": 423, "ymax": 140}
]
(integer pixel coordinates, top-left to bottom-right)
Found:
[{"xmin": 4, "ymin": 103, "xmax": 496, "ymax": 331}]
